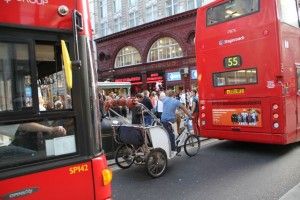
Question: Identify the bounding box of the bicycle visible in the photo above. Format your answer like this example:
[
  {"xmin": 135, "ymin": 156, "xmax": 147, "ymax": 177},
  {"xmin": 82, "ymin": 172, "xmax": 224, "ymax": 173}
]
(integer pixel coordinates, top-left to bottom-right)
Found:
[
  {"xmin": 175, "ymin": 116, "xmax": 201, "ymax": 157},
  {"xmin": 110, "ymin": 102, "xmax": 201, "ymax": 178}
]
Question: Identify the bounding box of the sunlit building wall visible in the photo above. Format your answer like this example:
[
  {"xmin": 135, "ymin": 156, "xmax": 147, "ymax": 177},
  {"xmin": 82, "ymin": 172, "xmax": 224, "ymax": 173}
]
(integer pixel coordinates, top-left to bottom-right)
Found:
[{"xmin": 91, "ymin": 0, "xmax": 214, "ymax": 39}]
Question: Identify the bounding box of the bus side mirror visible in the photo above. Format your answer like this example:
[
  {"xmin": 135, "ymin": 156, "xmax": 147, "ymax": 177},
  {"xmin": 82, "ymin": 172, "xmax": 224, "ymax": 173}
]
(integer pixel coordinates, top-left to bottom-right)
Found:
[{"xmin": 61, "ymin": 40, "xmax": 73, "ymax": 90}]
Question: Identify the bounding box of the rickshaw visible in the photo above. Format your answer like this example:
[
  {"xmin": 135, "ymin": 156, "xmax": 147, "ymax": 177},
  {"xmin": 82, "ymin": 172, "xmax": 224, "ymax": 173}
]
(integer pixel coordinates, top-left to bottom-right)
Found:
[{"xmin": 105, "ymin": 98, "xmax": 201, "ymax": 178}]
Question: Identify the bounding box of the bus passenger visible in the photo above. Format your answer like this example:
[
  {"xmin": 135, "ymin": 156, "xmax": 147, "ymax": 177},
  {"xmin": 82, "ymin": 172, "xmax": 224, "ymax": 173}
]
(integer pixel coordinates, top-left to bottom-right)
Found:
[{"xmin": 0, "ymin": 123, "xmax": 66, "ymax": 154}]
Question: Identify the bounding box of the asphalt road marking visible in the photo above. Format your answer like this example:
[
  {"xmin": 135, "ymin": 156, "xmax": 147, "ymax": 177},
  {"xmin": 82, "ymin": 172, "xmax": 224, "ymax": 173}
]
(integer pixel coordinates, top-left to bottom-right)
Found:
[{"xmin": 279, "ymin": 183, "xmax": 300, "ymax": 200}]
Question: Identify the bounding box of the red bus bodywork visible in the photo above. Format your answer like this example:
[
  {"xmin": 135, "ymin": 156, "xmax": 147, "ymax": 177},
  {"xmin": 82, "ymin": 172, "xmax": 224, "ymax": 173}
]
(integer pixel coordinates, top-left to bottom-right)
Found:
[
  {"xmin": 196, "ymin": 0, "xmax": 300, "ymax": 144},
  {"xmin": 0, "ymin": 0, "xmax": 90, "ymax": 36},
  {"xmin": 0, "ymin": 0, "xmax": 112, "ymax": 199}
]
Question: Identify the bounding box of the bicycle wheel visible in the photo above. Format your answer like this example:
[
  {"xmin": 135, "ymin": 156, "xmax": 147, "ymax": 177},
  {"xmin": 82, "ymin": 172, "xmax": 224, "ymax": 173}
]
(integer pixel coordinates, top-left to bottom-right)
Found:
[
  {"xmin": 115, "ymin": 144, "xmax": 135, "ymax": 169},
  {"xmin": 184, "ymin": 134, "xmax": 200, "ymax": 157},
  {"xmin": 145, "ymin": 148, "xmax": 168, "ymax": 178}
]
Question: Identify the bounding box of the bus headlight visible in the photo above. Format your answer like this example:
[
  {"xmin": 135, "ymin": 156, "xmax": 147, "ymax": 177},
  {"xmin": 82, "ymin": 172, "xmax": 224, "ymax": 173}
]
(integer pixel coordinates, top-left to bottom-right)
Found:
[
  {"xmin": 201, "ymin": 113, "xmax": 206, "ymax": 118},
  {"xmin": 102, "ymin": 168, "xmax": 112, "ymax": 186},
  {"xmin": 273, "ymin": 122, "xmax": 279, "ymax": 129}
]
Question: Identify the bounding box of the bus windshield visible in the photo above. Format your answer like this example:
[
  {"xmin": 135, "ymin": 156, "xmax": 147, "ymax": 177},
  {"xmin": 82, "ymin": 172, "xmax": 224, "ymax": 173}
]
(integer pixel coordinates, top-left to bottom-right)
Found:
[{"xmin": 207, "ymin": 0, "xmax": 259, "ymax": 26}]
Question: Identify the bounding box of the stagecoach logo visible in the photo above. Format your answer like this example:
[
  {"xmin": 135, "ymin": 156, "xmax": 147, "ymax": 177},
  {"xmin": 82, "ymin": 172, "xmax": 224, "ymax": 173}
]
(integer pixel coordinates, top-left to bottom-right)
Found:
[
  {"xmin": 3, "ymin": 0, "xmax": 48, "ymax": 5},
  {"xmin": 219, "ymin": 36, "xmax": 245, "ymax": 46},
  {"xmin": 2, "ymin": 187, "xmax": 39, "ymax": 200}
]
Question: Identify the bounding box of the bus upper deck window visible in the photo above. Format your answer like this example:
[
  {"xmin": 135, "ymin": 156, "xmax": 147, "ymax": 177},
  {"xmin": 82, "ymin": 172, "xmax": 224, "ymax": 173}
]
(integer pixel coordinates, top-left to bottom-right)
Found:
[
  {"xmin": 35, "ymin": 42, "xmax": 72, "ymax": 112},
  {"xmin": 206, "ymin": 0, "xmax": 259, "ymax": 26},
  {"xmin": 0, "ymin": 42, "xmax": 32, "ymax": 112}
]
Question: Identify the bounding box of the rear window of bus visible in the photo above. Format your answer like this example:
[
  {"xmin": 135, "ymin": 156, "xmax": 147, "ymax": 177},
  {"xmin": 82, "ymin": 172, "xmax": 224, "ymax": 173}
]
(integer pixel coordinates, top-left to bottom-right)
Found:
[{"xmin": 206, "ymin": 0, "xmax": 259, "ymax": 26}]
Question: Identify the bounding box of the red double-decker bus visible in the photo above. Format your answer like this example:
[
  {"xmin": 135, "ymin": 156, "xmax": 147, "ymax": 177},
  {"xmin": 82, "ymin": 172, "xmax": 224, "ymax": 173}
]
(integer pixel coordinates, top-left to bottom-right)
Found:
[
  {"xmin": 196, "ymin": 0, "xmax": 300, "ymax": 144},
  {"xmin": 0, "ymin": 0, "xmax": 112, "ymax": 199}
]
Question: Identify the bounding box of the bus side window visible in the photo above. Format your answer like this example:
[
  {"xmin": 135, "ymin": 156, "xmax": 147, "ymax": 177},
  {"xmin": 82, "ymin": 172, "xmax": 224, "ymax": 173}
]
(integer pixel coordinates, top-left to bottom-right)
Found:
[
  {"xmin": 297, "ymin": 68, "xmax": 300, "ymax": 93},
  {"xmin": 280, "ymin": 0, "xmax": 299, "ymax": 28},
  {"xmin": 298, "ymin": 0, "xmax": 300, "ymax": 26},
  {"xmin": 0, "ymin": 42, "xmax": 32, "ymax": 112},
  {"xmin": 35, "ymin": 42, "xmax": 72, "ymax": 111},
  {"xmin": 0, "ymin": 118, "xmax": 76, "ymax": 170}
]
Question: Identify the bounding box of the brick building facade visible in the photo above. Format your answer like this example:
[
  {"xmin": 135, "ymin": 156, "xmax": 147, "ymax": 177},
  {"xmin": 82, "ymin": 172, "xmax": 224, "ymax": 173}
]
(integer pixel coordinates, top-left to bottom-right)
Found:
[{"xmin": 95, "ymin": 9, "xmax": 198, "ymax": 94}]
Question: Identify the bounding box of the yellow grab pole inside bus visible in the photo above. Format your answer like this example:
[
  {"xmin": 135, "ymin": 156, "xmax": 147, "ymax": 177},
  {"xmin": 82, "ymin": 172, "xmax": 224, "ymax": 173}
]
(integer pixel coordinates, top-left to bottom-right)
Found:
[{"xmin": 61, "ymin": 40, "xmax": 73, "ymax": 90}]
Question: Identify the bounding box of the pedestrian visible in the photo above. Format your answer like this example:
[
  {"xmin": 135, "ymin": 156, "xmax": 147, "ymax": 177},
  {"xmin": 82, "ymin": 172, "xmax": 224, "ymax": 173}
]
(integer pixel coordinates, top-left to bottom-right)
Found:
[
  {"xmin": 155, "ymin": 92, "xmax": 165, "ymax": 120},
  {"xmin": 150, "ymin": 91, "xmax": 158, "ymax": 112},
  {"xmin": 191, "ymin": 89, "xmax": 200, "ymax": 135},
  {"xmin": 161, "ymin": 90, "xmax": 192, "ymax": 155},
  {"xmin": 131, "ymin": 94, "xmax": 143, "ymax": 125},
  {"xmin": 141, "ymin": 90, "xmax": 153, "ymax": 126}
]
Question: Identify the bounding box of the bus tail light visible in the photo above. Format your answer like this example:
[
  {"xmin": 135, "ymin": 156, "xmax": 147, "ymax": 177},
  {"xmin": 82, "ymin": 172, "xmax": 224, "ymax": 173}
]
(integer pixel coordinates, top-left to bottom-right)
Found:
[
  {"xmin": 200, "ymin": 103, "xmax": 206, "ymax": 126},
  {"xmin": 271, "ymin": 103, "xmax": 280, "ymax": 130},
  {"xmin": 102, "ymin": 168, "xmax": 112, "ymax": 186},
  {"xmin": 273, "ymin": 113, "xmax": 279, "ymax": 119},
  {"xmin": 273, "ymin": 122, "xmax": 279, "ymax": 129},
  {"xmin": 272, "ymin": 104, "xmax": 279, "ymax": 110}
]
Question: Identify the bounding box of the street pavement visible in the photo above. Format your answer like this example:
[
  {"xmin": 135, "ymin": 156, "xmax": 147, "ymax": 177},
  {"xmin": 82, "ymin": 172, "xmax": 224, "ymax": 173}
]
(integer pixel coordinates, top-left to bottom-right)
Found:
[
  {"xmin": 280, "ymin": 182, "xmax": 300, "ymax": 200},
  {"xmin": 109, "ymin": 139, "xmax": 300, "ymax": 200}
]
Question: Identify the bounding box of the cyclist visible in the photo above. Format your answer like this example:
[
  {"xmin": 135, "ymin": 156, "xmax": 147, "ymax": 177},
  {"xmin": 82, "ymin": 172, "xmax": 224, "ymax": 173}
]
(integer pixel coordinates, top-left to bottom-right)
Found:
[{"xmin": 161, "ymin": 90, "xmax": 192, "ymax": 155}]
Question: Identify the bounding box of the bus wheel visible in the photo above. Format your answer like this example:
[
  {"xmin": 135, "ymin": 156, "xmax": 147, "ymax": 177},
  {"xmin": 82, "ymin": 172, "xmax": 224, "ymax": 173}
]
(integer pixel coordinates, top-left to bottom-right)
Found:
[
  {"xmin": 145, "ymin": 148, "xmax": 167, "ymax": 178},
  {"xmin": 115, "ymin": 144, "xmax": 135, "ymax": 169}
]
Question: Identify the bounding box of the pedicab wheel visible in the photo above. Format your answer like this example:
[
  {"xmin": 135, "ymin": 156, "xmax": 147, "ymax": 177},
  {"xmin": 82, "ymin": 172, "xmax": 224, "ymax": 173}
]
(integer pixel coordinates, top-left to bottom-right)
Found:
[
  {"xmin": 184, "ymin": 134, "xmax": 200, "ymax": 157},
  {"xmin": 115, "ymin": 144, "xmax": 135, "ymax": 169},
  {"xmin": 145, "ymin": 148, "xmax": 168, "ymax": 178}
]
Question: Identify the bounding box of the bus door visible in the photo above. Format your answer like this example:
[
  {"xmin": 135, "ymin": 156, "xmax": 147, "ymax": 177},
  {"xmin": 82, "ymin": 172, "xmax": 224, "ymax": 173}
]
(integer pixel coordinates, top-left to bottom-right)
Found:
[{"xmin": 296, "ymin": 65, "xmax": 300, "ymax": 135}]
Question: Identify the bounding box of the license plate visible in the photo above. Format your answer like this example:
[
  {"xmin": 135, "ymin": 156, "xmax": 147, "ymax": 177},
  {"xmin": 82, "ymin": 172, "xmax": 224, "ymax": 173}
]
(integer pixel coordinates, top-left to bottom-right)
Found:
[{"xmin": 225, "ymin": 88, "xmax": 245, "ymax": 95}]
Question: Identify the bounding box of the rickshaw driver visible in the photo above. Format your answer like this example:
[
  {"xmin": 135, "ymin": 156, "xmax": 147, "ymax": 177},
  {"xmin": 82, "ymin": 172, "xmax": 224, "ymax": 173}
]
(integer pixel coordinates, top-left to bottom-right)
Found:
[{"xmin": 161, "ymin": 90, "xmax": 192, "ymax": 155}]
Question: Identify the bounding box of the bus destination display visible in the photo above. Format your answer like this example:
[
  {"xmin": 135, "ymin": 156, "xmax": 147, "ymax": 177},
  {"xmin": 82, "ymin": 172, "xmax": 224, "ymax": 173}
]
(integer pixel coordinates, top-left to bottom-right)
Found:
[{"xmin": 224, "ymin": 55, "xmax": 242, "ymax": 68}]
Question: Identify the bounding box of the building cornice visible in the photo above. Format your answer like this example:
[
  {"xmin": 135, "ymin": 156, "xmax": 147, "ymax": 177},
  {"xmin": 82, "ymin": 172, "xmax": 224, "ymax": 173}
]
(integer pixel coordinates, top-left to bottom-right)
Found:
[{"xmin": 95, "ymin": 9, "xmax": 197, "ymax": 43}]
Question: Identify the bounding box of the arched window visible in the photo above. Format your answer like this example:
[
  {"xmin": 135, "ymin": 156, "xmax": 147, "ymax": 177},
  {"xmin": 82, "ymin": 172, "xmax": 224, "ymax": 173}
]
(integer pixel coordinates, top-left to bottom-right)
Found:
[
  {"xmin": 147, "ymin": 37, "xmax": 183, "ymax": 62},
  {"xmin": 114, "ymin": 46, "xmax": 141, "ymax": 68}
]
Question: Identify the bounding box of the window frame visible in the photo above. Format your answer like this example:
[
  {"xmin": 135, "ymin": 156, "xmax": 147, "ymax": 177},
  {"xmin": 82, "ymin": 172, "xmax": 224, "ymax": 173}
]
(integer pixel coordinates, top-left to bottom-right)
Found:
[
  {"xmin": 0, "ymin": 38, "xmax": 37, "ymax": 117},
  {"xmin": 100, "ymin": 22, "xmax": 108, "ymax": 37},
  {"xmin": 113, "ymin": 0, "xmax": 122, "ymax": 13},
  {"xmin": 146, "ymin": 4, "xmax": 158, "ymax": 23},
  {"xmin": 212, "ymin": 68, "xmax": 258, "ymax": 87},
  {"xmin": 147, "ymin": 37, "xmax": 183, "ymax": 63},
  {"xmin": 0, "ymin": 29, "xmax": 90, "ymax": 177},
  {"xmin": 206, "ymin": 0, "xmax": 260, "ymax": 27},
  {"xmin": 128, "ymin": 0, "xmax": 137, "ymax": 7},
  {"xmin": 279, "ymin": 0, "xmax": 300, "ymax": 28},
  {"xmin": 129, "ymin": 11, "xmax": 138, "ymax": 28},
  {"xmin": 114, "ymin": 17, "xmax": 122, "ymax": 32},
  {"xmin": 187, "ymin": 0, "xmax": 196, "ymax": 10},
  {"xmin": 114, "ymin": 46, "xmax": 142, "ymax": 68},
  {"xmin": 165, "ymin": 0, "xmax": 180, "ymax": 16}
]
